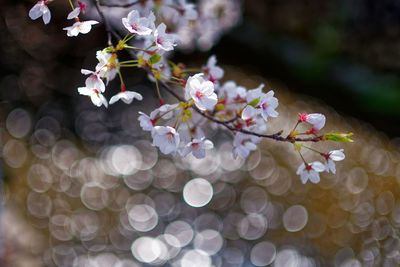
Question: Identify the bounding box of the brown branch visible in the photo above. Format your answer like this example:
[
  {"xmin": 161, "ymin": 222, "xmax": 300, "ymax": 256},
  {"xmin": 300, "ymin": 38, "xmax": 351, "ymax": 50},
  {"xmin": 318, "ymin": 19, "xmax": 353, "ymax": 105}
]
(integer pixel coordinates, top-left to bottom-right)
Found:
[{"xmin": 91, "ymin": 2, "xmax": 326, "ymax": 144}]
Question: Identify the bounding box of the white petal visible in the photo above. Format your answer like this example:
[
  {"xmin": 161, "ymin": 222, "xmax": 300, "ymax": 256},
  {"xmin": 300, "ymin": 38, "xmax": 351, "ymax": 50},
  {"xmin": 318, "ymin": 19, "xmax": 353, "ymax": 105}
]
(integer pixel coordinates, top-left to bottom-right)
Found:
[
  {"xmin": 29, "ymin": 4, "xmax": 42, "ymax": 20},
  {"xmin": 306, "ymin": 113, "xmax": 326, "ymax": 130},
  {"xmin": 109, "ymin": 94, "xmax": 121, "ymax": 105},
  {"xmin": 242, "ymin": 105, "xmax": 255, "ymax": 120},
  {"xmin": 300, "ymin": 173, "xmax": 308, "ymax": 184},
  {"xmin": 42, "ymin": 7, "xmax": 51, "ymax": 24},
  {"xmin": 77, "ymin": 87, "xmax": 91, "ymax": 96},
  {"xmin": 296, "ymin": 163, "xmax": 305, "ymax": 175},
  {"xmin": 308, "ymin": 171, "xmax": 320, "ymax": 183},
  {"xmin": 311, "ymin": 161, "xmax": 325, "ymax": 172},
  {"xmin": 67, "ymin": 7, "xmax": 80, "ymax": 20},
  {"xmin": 330, "ymin": 149, "xmax": 345, "ymax": 161}
]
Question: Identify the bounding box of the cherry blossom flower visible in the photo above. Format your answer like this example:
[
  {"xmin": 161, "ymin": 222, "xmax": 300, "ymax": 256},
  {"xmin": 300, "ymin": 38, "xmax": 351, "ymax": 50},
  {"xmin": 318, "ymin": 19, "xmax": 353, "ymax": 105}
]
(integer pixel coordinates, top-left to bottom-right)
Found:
[
  {"xmin": 186, "ymin": 74, "xmax": 217, "ymax": 111},
  {"xmin": 29, "ymin": 0, "xmax": 51, "ymax": 24},
  {"xmin": 95, "ymin": 50, "xmax": 118, "ymax": 85},
  {"xmin": 322, "ymin": 149, "xmax": 345, "ymax": 174},
  {"xmin": 296, "ymin": 161, "xmax": 325, "ymax": 184},
  {"xmin": 299, "ymin": 113, "xmax": 326, "ymax": 132},
  {"xmin": 81, "ymin": 69, "xmax": 105, "ymax": 93},
  {"xmin": 78, "ymin": 87, "xmax": 108, "ymax": 108},
  {"xmin": 138, "ymin": 111, "xmax": 157, "ymax": 131},
  {"xmin": 154, "ymin": 23, "xmax": 176, "ymax": 51},
  {"xmin": 122, "ymin": 10, "xmax": 153, "ymax": 35},
  {"xmin": 232, "ymin": 132, "xmax": 260, "ymax": 159},
  {"xmin": 180, "ymin": 137, "xmax": 214, "ymax": 159},
  {"xmin": 179, "ymin": 0, "xmax": 198, "ymax": 19},
  {"xmin": 63, "ymin": 20, "xmax": 99, "ymax": 37},
  {"xmin": 202, "ymin": 55, "xmax": 224, "ymax": 85},
  {"xmin": 258, "ymin": 90, "xmax": 279, "ymax": 121},
  {"xmin": 109, "ymin": 91, "xmax": 143, "ymax": 105},
  {"xmin": 218, "ymin": 81, "xmax": 246, "ymax": 100},
  {"xmin": 151, "ymin": 126, "xmax": 180, "ymax": 155}
]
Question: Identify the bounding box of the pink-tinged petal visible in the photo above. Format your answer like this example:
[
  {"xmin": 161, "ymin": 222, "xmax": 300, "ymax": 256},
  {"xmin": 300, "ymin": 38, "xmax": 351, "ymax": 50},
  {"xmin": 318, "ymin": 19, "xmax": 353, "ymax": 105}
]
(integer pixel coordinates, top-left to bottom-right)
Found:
[
  {"xmin": 67, "ymin": 7, "xmax": 80, "ymax": 19},
  {"xmin": 29, "ymin": 4, "xmax": 42, "ymax": 20},
  {"xmin": 306, "ymin": 113, "xmax": 326, "ymax": 130}
]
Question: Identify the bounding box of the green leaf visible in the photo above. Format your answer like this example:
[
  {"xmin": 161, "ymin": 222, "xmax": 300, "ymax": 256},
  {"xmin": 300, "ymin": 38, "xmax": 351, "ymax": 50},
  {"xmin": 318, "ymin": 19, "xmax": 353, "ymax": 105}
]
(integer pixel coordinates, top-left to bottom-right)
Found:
[
  {"xmin": 149, "ymin": 54, "xmax": 162, "ymax": 64},
  {"xmin": 324, "ymin": 132, "xmax": 354, "ymax": 142},
  {"xmin": 248, "ymin": 98, "xmax": 260, "ymax": 107}
]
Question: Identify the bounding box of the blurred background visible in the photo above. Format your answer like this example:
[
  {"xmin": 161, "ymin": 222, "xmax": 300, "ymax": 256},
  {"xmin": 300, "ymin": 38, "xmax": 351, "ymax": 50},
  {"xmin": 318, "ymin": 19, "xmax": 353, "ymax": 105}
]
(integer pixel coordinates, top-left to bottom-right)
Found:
[{"xmin": 1, "ymin": 0, "xmax": 400, "ymax": 266}]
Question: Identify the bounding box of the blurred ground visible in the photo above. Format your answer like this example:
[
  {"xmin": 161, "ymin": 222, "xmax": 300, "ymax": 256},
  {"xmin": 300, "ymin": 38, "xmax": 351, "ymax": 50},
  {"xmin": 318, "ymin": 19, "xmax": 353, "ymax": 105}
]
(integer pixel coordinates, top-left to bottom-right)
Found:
[{"xmin": 1, "ymin": 0, "xmax": 400, "ymax": 266}]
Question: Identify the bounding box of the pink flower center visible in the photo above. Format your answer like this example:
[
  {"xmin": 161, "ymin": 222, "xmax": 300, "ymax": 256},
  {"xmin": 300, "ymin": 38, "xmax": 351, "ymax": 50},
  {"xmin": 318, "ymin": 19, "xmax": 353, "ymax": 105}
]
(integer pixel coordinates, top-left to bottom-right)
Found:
[
  {"xmin": 298, "ymin": 112, "xmax": 308, "ymax": 123},
  {"xmin": 322, "ymin": 153, "xmax": 331, "ymax": 161},
  {"xmin": 93, "ymin": 89, "xmax": 99, "ymax": 95},
  {"xmin": 305, "ymin": 164, "xmax": 312, "ymax": 172},
  {"xmin": 78, "ymin": 1, "xmax": 88, "ymax": 13},
  {"xmin": 192, "ymin": 142, "xmax": 199, "ymax": 149},
  {"xmin": 131, "ymin": 23, "xmax": 138, "ymax": 31},
  {"xmin": 167, "ymin": 132, "xmax": 174, "ymax": 141},
  {"xmin": 196, "ymin": 91, "xmax": 203, "ymax": 99}
]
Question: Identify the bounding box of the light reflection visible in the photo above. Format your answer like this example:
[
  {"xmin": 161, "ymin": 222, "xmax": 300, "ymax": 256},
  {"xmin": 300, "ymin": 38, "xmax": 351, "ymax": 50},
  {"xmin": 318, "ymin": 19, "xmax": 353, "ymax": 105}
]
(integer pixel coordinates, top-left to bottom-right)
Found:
[
  {"xmin": 183, "ymin": 178, "xmax": 213, "ymax": 208},
  {"xmin": 250, "ymin": 241, "xmax": 276, "ymax": 266},
  {"xmin": 2, "ymin": 66, "xmax": 400, "ymax": 267}
]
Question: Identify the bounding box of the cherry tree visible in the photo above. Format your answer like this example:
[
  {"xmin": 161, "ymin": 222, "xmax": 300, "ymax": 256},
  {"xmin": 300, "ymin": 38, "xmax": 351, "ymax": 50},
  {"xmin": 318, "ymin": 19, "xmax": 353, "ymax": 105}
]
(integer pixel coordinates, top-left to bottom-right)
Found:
[{"xmin": 28, "ymin": 0, "xmax": 353, "ymax": 184}]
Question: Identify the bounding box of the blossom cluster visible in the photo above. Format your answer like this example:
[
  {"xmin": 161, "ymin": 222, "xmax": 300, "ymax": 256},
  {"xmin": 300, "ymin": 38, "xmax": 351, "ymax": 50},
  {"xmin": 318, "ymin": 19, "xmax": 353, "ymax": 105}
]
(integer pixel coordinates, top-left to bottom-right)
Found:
[{"xmin": 27, "ymin": 0, "xmax": 352, "ymax": 185}]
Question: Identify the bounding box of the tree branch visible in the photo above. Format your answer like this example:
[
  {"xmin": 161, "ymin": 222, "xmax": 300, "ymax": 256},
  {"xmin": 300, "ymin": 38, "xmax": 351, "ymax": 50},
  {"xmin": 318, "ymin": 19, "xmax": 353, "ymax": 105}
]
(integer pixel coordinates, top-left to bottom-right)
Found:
[{"xmin": 90, "ymin": 1, "xmax": 326, "ymax": 144}]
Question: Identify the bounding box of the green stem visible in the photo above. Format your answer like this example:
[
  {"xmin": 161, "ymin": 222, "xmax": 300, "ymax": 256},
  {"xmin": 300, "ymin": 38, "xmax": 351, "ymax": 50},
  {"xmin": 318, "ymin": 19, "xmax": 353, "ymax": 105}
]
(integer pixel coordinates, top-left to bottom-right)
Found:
[
  {"xmin": 68, "ymin": 0, "xmax": 75, "ymax": 10},
  {"xmin": 155, "ymin": 78, "xmax": 163, "ymax": 104}
]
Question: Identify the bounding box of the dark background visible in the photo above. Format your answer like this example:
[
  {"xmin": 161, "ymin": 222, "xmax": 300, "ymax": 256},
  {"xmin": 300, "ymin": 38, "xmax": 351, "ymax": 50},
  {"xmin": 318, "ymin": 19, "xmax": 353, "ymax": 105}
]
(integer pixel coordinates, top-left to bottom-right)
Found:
[{"xmin": 1, "ymin": 0, "xmax": 400, "ymax": 137}]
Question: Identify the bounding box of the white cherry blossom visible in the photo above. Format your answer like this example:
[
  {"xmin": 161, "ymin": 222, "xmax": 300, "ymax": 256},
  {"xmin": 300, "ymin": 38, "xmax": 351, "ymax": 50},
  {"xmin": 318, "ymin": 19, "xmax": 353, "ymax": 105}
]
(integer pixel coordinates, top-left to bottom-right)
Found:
[
  {"xmin": 122, "ymin": 10, "xmax": 153, "ymax": 35},
  {"xmin": 63, "ymin": 20, "xmax": 99, "ymax": 37},
  {"xmin": 78, "ymin": 87, "xmax": 108, "ymax": 108},
  {"xmin": 202, "ymin": 55, "xmax": 224, "ymax": 84},
  {"xmin": 29, "ymin": 0, "xmax": 51, "ymax": 24},
  {"xmin": 154, "ymin": 23, "xmax": 176, "ymax": 51},
  {"xmin": 186, "ymin": 74, "xmax": 217, "ymax": 111},
  {"xmin": 296, "ymin": 161, "xmax": 325, "ymax": 184},
  {"xmin": 151, "ymin": 126, "xmax": 180, "ymax": 155},
  {"xmin": 109, "ymin": 91, "xmax": 143, "ymax": 105},
  {"xmin": 259, "ymin": 90, "xmax": 279, "ymax": 121},
  {"xmin": 95, "ymin": 50, "xmax": 118, "ymax": 85},
  {"xmin": 322, "ymin": 149, "xmax": 345, "ymax": 174},
  {"xmin": 81, "ymin": 69, "xmax": 105, "ymax": 93},
  {"xmin": 305, "ymin": 113, "xmax": 326, "ymax": 130},
  {"xmin": 232, "ymin": 132, "xmax": 260, "ymax": 159},
  {"xmin": 180, "ymin": 137, "xmax": 214, "ymax": 159}
]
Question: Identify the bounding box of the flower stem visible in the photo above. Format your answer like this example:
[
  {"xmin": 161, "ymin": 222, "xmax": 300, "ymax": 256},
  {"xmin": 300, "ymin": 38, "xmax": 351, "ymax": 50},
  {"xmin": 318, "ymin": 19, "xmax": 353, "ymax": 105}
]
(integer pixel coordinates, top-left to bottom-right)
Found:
[{"xmin": 155, "ymin": 78, "xmax": 164, "ymax": 104}]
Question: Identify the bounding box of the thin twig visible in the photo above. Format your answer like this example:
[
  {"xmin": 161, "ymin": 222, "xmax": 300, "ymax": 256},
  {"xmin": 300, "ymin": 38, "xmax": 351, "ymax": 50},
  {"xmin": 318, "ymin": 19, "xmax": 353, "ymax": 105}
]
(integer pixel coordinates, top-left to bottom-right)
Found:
[{"xmin": 90, "ymin": 2, "xmax": 326, "ymax": 143}]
